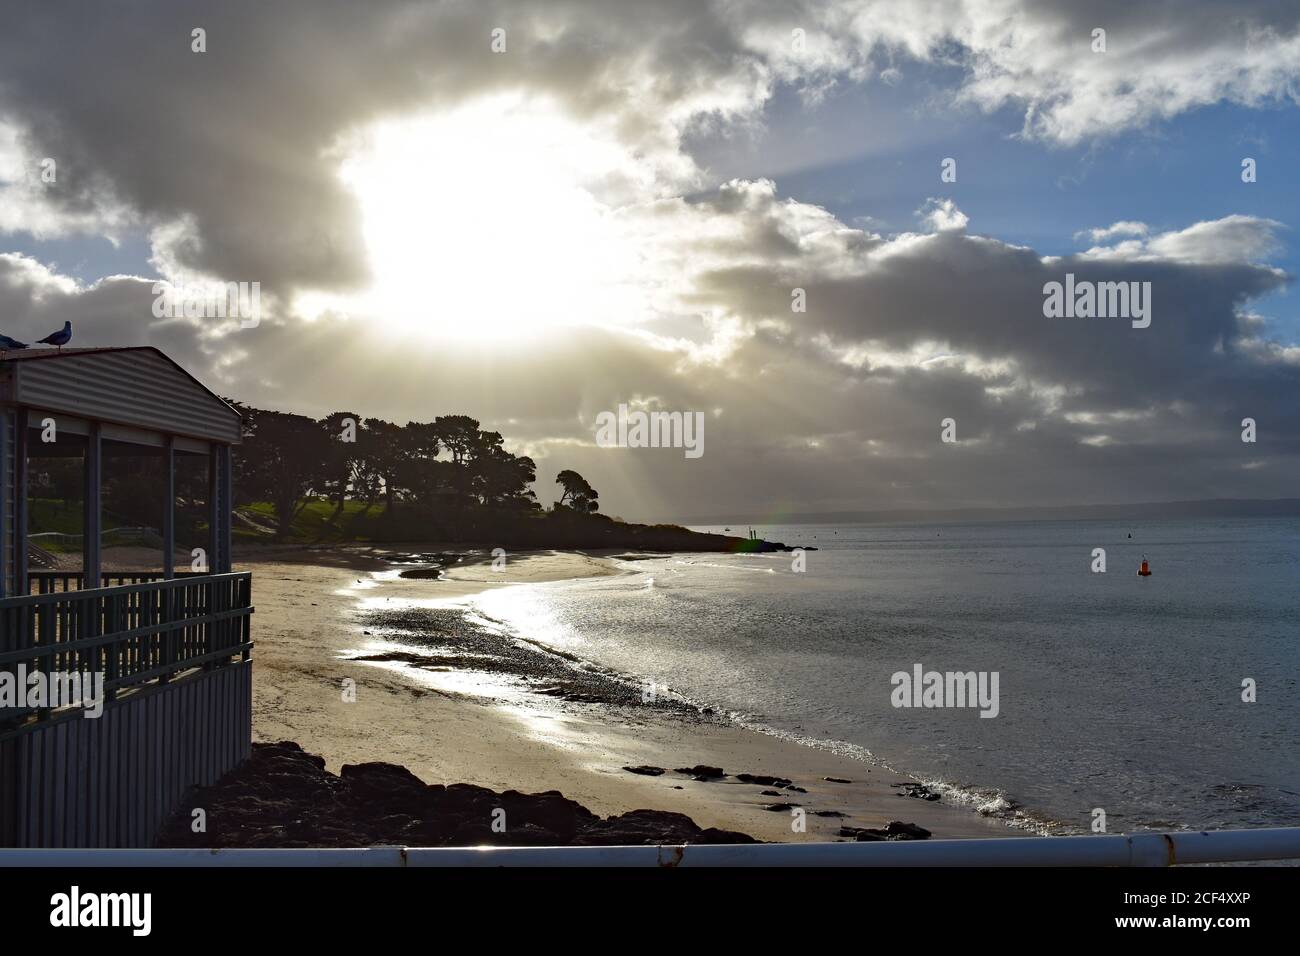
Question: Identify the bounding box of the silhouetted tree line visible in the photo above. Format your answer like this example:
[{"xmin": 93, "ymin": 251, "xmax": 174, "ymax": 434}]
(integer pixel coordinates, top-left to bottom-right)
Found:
[{"xmin": 229, "ymin": 403, "xmax": 599, "ymax": 539}]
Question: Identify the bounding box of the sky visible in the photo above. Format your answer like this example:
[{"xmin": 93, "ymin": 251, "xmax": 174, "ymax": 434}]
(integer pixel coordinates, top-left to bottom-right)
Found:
[{"xmin": 0, "ymin": 0, "xmax": 1297, "ymax": 522}]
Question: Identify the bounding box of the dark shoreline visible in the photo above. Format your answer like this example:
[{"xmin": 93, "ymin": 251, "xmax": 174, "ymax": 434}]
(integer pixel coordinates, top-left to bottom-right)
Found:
[{"xmin": 232, "ymin": 508, "xmax": 811, "ymax": 559}]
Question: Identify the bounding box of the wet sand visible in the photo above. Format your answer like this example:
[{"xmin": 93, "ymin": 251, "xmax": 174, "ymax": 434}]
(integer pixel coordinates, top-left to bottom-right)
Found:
[{"xmin": 240, "ymin": 546, "xmax": 1019, "ymax": 843}]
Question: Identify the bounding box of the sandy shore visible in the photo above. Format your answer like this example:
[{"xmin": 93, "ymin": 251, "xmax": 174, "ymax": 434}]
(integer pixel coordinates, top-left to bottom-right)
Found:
[{"xmin": 240, "ymin": 546, "xmax": 1018, "ymax": 843}]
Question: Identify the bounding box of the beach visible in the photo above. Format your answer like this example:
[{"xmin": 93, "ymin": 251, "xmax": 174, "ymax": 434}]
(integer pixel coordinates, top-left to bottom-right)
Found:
[{"xmin": 239, "ymin": 546, "xmax": 1017, "ymax": 843}]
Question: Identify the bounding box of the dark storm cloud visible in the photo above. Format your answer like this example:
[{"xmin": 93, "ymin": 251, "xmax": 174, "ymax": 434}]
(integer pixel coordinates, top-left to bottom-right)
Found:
[
  {"xmin": 0, "ymin": 0, "xmax": 763, "ymax": 291},
  {"xmin": 3, "ymin": 0, "xmax": 1298, "ymax": 286}
]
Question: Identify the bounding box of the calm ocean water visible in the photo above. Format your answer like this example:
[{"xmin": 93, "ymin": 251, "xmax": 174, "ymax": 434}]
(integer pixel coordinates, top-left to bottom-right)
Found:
[{"xmin": 465, "ymin": 518, "xmax": 1299, "ymax": 833}]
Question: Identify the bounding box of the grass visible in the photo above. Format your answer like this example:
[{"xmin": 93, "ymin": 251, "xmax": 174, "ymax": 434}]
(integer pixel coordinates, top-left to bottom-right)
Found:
[
  {"xmin": 28, "ymin": 497, "xmax": 214, "ymax": 553},
  {"xmin": 28, "ymin": 498, "xmax": 171, "ymax": 553},
  {"xmin": 236, "ymin": 498, "xmax": 386, "ymax": 544},
  {"xmin": 30, "ymin": 496, "xmax": 385, "ymax": 550}
]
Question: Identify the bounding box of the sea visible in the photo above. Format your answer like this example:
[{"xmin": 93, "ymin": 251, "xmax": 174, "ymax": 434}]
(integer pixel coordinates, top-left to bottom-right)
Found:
[{"xmin": 461, "ymin": 518, "xmax": 1299, "ymax": 834}]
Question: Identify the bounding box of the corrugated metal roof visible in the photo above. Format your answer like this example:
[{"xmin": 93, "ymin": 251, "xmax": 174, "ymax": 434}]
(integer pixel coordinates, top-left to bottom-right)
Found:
[
  {"xmin": 0, "ymin": 347, "xmax": 142, "ymax": 361},
  {"xmin": 0, "ymin": 347, "xmax": 242, "ymax": 444}
]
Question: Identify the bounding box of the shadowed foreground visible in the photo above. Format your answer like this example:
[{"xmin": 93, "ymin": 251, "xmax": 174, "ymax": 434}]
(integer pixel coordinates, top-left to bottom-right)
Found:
[{"xmin": 157, "ymin": 742, "xmax": 758, "ymax": 848}]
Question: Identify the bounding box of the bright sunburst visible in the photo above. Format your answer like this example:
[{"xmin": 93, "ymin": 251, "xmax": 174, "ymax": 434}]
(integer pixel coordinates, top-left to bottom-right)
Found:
[{"xmin": 329, "ymin": 94, "xmax": 649, "ymax": 342}]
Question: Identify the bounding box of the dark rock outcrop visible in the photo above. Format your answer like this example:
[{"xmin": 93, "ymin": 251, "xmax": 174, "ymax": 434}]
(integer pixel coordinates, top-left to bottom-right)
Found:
[
  {"xmin": 840, "ymin": 821, "xmax": 932, "ymax": 841},
  {"xmin": 674, "ymin": 765, "xmax": 726, "ymax": 780},
  {"xmin": 157, "ymin": 742, "xmax": 757, "ymax": 848},
  {"xmin": 894, "ymin": 782, "xmax": 941, "ymax": 801},
  {"xmin": 735, "ymin": 773, "xmax": 793, "ymax": 788}
]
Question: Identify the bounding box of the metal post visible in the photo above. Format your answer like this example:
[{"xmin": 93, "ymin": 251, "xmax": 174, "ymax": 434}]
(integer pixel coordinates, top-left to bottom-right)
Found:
[
  {"xmin": 218, "ymin": 444, "xmax": 232, "ymax": 573},
  {"xmin": 207, "ymin": 446, "xmax": 218, "ymax": 575},
  {"xmin": 83, "ymin": 422, "xmax": 101, "ymax": 589},
  {"xmin": 162, "ymin": 437, "xmax": 175, "ymax": 579},
  {"xmin": 0, "ymin": 407, "xmax": 8, "ymax": 600},
  {"xmin": 14, "ymin": 408, "xmax": 27, "ymax": 595}
]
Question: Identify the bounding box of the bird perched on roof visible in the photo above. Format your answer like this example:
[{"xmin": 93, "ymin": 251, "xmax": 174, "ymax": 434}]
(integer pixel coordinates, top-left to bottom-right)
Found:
[
  {"xmin": 0, "ymin": 333, "xmax": 28, "ymax": 351},
  {"xmin": 37, "ymin": 320, "xmax": 72, "ymax": 350}
]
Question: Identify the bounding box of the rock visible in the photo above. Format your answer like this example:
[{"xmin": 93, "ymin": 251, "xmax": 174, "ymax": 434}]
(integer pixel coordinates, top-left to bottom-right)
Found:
[
  {"xmin": 697, "ymin": 828, "xmax": 758, "ymax": 844},
  {"xmin": 784, "ymin": 785, "xmax": 807, "ymax": 793},
  {"xmin": 341, "ymin": 761, "xmax": 428, "ymax": 793},
  {"xmin": 843, "ymin": 821, "xmax": 932, "ymax": 841},
  {"xmin": 736, "ymin": 773, "xmax": 793, "ymax": 788},
  {"xmin": 824, "ymin": 776, "xmax": 852, "ymax": 784},
  {"xmin": 622, "ymin": 765, "xmax": 666, "ymax": 776},
  {"xmin": 156, "ymin": 741, "xmax": 758, "ymax": 849},
  {"xmin": 760, "ymin": 790, "xmax": 781, "ymax": 796},
  {"xmin": 674, "ymin": 765, "xmax": 726, "ymax": 780},
  {"xmin": 813, "ymin": 810, "xmax": 845, "ymax": 818},
  {"xmin": 763, "ymin": 803, "xmax": 799, "ymax": 812},
  {"xmin": 498, "ymin": 789, "xmax": 597, "ymax": 841},
  {"xmin": 880, "ymin": 821, "xmax": 931, "ymax": 839},
  {"xmin": 577, "ymin": 809, "xmax": 756, "ymax": 846},
  {"xmin": 506, "ymin": 823, "xmax": 562, "ymax": 846},
  {"xmin": 894, "ymin": 782, "xmax": 941, "ymax": 801},
  {"xmin": 450, "ymin": 821, "xmax": 497, "ymax": 844}
]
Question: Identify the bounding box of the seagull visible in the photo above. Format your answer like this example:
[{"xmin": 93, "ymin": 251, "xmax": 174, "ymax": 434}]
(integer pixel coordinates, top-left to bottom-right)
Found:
[
  {"xmin": 0, "ymin": 333, "xmax": 28, "ymax": 350},
  {"xmin": 37, "ymin": 320, "xmax": 72, "ymax": 350}
]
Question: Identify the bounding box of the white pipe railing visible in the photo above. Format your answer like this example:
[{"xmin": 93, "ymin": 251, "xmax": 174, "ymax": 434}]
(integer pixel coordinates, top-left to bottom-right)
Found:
[{"xmin": 2, "ymin": 828, "xmax": 1298, "ymax": 867}]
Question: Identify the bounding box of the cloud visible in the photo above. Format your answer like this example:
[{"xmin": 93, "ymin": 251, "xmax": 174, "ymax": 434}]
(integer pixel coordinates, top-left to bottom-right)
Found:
[
  {"xmin": 1077, "ymin": 221, "xmax": 1149, "ymax": 244},
  {"xmin": 1, "ymin": 0, "xmax": 1298, "ymax": 292},
  {"xmin": 918, "ymin": 198, "xmax": 969, "ymax": 233},
  {"xmin": 2, "ymin": 172, "xmax": 1295, "ymax": 519},
  {"xmin": 1080, "ymin": 215, "xmax": 1286, "ymax": 264},
  {"xmin": 1, "ymin": 2, "xmax": 1298, "ymax": 518},
  {"xmin": 738, "ymin": 1, "xmax": 1300, "ymax": 144}
]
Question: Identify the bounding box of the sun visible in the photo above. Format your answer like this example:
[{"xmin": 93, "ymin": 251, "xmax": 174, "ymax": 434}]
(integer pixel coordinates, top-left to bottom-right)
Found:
[{"xmin": 332, "ymin": 94, "xmax": 646, "ymax": 342}]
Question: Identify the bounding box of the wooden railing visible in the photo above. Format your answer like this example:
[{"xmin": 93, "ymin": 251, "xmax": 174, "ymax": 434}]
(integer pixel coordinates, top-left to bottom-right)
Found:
[
  {"xmin": 1, "ymin": 573, "xmax": 253, "ymax": 847},
  {"xmin": 27, "ymin": 569, "xmax": 209, "ymax": 595},
  {"xmin": 0, "ymin": 573, "xmax": 253, "ymax": 729}
]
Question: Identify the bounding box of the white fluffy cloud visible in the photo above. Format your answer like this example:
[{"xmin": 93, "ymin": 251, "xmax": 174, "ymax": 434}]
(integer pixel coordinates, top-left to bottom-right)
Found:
[{"xmin": 1080, "ymin": 216, "xmax": 1286, "ymax": 264}]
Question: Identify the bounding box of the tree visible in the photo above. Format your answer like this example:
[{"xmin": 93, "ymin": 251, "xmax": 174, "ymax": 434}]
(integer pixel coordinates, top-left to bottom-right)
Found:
[
  {"xmin": 555, "ymin": 469, "xmax": 599, "ymax": 513},
  {"xmin": 231, "ymin": 403, "xmax": 551, "ymax": 538},
  {"xmin": 391, "ymin": 420, "xmax": 451, "ymax": 506},
  {"xmin": 471, "ymin": 437, "xmax": 539, "ymax": 510},
  {"xmin": 235, "ymin": 407, "xmax": 332, "ymax": 538},
  {"xmin": 433, "ymin": 415, "xmax": 481, "ymax": 465},
  {"xmin": 360, "ymin": 418, "xmax": 405, "ymax": 516},
  {"xmin": 320, "ymin": 411, "xmax": 364, "ymax": 521}
]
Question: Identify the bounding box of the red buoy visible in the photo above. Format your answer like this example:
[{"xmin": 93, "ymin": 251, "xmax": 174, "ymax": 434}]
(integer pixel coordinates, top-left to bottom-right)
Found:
[{"xmin": 1137, "ymin": 556, "xmax": 1151, "ymax": 577}]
